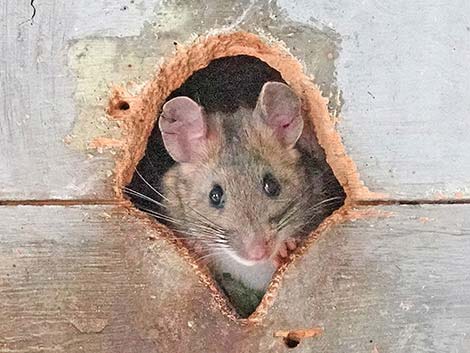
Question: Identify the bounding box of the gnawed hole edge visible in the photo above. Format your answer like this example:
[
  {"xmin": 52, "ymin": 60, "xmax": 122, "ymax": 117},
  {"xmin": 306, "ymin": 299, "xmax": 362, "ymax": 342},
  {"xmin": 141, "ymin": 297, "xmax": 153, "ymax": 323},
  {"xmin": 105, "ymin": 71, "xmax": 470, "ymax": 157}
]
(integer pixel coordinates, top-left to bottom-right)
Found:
[
  {"xmin": 107, "ymin": 32, "xmax": 365, "ymax": 323},
  {"xmin": 127, "ymin": 54, "xmax": 345, "ymax": 317}
]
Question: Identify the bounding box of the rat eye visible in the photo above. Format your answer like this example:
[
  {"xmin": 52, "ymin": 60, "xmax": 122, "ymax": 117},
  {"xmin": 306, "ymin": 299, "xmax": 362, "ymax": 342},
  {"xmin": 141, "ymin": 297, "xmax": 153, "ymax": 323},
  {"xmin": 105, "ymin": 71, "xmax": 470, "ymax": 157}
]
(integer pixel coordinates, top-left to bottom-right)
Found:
[
  {"xmin": 209, "ymin": 184, "xmax": 225, "ymax": 208},
  {"xmin": 263, "ymin": 173, "xmax": 281, "ymax": 197}
]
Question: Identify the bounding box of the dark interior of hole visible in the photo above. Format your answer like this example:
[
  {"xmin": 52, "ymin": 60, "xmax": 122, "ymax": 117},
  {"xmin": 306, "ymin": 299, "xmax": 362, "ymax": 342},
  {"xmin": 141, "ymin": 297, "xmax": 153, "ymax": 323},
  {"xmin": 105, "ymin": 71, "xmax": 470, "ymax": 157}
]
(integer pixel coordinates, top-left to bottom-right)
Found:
[
  {"xmin": 118, "ymin": 101, "xmax": 130, "ymax": 110},
  {"xmin": 126, "ymin": 55, "xmax": 345, "ymax": 318},
  {"xmin": 284, "ymin": 336, "xmax": 301, "ymax": 348}
]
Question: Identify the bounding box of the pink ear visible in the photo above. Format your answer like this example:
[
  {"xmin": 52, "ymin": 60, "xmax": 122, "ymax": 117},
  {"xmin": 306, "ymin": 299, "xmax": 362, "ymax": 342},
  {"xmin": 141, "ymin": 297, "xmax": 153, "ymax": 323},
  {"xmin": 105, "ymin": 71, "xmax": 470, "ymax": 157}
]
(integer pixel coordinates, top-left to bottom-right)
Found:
[
  {"xmin": 159, "ymin": 96, "xmax": 208, "ymax": 163},
  {"xmin": 254, "ymin": 82, "xmax": 303, "ymax": 147}
]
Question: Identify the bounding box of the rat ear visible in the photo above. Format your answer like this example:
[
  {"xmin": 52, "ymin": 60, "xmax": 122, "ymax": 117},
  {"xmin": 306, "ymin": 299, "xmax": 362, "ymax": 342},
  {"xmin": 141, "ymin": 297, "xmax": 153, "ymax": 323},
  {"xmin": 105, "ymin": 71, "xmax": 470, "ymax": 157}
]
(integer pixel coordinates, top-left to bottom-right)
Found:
[
  {"xmin": 254, "ymin": 82, "xmax": 303, "ymax": 148},
  {"xmin": 159, "ymin": 96, "xmax": 208, "ymax": 163}
]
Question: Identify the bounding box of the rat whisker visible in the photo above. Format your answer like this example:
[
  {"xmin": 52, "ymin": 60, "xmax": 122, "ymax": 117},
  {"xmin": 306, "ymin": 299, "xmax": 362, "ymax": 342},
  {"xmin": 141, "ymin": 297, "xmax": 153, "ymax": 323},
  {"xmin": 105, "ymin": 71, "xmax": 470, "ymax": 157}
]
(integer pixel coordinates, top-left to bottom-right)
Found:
[
  {"xmin": 131, "ymin": 204, "xmax": 169, "ymax": 220},
  {"xmin": 134, "ymin": 168, "xmax": 169, "ymax": 202},
  {"xmin": 156, "ymin": 182, "xmax": 230, "ymax": 236},
  {"xmin": 201, "ymin": 242, "xmax": 230, "ymax": 249},
  {"xmin": 126, "ymin": 190, "xmax": 221, "ymax": 235},
  {"xmin": 308, "ymin": 196, "xmax": 344, "ymax": 208},
  {"xmin": 175, "ymin": 228, "xmax": 229, "ymax": 242},
  {"xmin": 195, "ymin": 250, "xmax": 228, "ymax": 264},
  {"xmin": 276, "ymin": 196, "xmax": 344, "ymax": 232},
  {"xmin": 180, "ymin": 200, "xmax": 227, "ymax": 232},
  {"xmin": 277, "ymin": 209, "xmax": 301, "ymax": 232},
  {"xmin": 176, "ymin": 224, "xmax": 228, "ymax": 240},
  {"xmin": 123, "ymin": 187, "xmax": 167, "ymax": 208},
  {"xmin": 138, "ymin": 206, "xmax": 225, "ymax": 240}
]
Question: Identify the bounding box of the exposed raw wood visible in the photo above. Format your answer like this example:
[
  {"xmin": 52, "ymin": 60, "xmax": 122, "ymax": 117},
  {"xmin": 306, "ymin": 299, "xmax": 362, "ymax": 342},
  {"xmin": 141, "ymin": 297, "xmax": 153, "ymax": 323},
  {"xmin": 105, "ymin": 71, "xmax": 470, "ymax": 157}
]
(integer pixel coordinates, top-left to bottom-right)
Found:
[{"xmin": 1, "ymin": 205, "xmax": 469, "ymax": 352}]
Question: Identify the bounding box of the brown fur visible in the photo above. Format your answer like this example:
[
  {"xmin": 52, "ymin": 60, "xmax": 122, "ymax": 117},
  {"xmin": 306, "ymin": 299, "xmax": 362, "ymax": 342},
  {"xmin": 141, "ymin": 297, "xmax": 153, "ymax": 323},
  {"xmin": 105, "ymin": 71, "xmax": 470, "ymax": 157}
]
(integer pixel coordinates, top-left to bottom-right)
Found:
[{"xmin": 162, "ymin": 107, "xmax": 327, "ymax": 261}]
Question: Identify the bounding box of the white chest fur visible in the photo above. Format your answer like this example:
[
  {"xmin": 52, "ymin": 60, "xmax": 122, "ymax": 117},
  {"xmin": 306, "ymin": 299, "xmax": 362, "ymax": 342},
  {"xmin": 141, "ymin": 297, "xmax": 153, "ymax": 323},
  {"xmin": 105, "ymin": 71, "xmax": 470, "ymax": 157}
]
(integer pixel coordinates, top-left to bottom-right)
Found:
[{"xmin": 214, "ymin": 253, "xmax": 276, "ymax": 291}]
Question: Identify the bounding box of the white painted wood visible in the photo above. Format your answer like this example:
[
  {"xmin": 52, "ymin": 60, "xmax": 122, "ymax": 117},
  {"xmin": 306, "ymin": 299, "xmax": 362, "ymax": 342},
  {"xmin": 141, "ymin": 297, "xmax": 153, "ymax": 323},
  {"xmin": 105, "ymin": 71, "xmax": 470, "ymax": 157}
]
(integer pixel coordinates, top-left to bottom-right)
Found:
[
  {"xmin": 280, "ymin": 0, "xmax": 470, "ymax": 199},
  {"xmin": 1, "ymin": 0, "xmax": 469, "ymax": 201},
  {"xmin": 0, "ymin": 1, "xmax": 115, "ymax": 199}
]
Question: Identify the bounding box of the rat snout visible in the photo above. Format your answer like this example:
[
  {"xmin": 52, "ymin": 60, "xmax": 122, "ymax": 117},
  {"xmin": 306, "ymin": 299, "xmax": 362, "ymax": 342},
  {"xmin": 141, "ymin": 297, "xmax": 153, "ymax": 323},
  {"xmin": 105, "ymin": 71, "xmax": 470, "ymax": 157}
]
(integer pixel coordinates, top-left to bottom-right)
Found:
[
  {"xmin": 246, "ymin": 243, "xmax": 268, "ymax": 261},
  {"xmin": 243, "ymin": 239, "xmax": 273, "ymax": 262}
]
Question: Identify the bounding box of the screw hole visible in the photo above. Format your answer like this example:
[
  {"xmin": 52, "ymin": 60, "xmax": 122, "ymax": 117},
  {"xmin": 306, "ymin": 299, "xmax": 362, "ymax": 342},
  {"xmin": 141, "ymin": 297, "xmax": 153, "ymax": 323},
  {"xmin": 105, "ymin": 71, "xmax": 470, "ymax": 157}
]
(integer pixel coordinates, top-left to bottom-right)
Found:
[
  {"xmin": 284, "ymin": 335, "xmax": 301, "ymax": 348},
  {"xmin": 118, "ymin": 101, "xmax": 130, "ymax": 111}
]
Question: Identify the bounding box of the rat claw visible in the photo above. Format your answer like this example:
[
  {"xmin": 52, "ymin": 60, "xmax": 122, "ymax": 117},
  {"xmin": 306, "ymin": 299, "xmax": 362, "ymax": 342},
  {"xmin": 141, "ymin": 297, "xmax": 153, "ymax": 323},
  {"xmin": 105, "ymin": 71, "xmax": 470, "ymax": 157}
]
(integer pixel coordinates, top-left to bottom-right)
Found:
[
  {"xmin": 286, "ymin": 238, "xmax": 297, "ymax": 251},
  {"xmin": 278, "ymin": 242, "xmax": 288, "ymax": 258},
  {"xmin": 273, "ymin": 238, "xmax": 300, "ymax": 268}
]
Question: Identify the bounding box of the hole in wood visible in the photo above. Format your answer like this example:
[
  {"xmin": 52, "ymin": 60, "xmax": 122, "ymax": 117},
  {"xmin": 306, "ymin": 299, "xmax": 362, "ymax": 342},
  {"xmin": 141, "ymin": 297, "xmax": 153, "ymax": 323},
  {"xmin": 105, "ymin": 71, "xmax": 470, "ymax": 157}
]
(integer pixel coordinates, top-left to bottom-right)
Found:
[
  {"xmin": 118, "ymin": 101, "xmax": 130, "ymax": 111},
  {"xmin": 284, "ymin": 336, "xmax": 301, "ymax": 348},
  {"xmin": 125, "ymin": 54, "xmax": 345, "ymax": 317},
  {"xmin": 274, "ymin": 327, "xmax": 323, "ymax": 348}
]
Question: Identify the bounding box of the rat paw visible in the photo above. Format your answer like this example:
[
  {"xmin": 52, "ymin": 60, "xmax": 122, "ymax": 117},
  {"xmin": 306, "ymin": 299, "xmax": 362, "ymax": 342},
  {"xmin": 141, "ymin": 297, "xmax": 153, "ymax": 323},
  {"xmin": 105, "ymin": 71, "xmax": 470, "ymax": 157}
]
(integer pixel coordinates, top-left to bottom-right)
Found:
[{"xmin": 273, "ymin": 238, "xmax": 298, "ymax": 268}]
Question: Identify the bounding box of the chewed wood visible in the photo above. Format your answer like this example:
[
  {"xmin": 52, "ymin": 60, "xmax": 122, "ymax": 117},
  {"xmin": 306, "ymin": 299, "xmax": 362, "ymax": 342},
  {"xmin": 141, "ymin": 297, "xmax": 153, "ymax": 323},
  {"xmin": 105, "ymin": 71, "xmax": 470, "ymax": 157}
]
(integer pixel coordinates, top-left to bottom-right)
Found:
[{"xmin": 110, "ymin": 31, "xmax": 378, "ymax": 203}]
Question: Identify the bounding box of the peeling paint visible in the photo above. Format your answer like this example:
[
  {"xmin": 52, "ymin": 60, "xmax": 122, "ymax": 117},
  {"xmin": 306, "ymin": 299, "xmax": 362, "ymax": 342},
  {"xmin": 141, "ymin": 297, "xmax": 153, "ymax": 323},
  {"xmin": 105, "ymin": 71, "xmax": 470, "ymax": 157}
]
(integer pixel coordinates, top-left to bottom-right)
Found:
[{"xmin": 66, "ymin": 0, "xmax": 344, "ymax": 157}]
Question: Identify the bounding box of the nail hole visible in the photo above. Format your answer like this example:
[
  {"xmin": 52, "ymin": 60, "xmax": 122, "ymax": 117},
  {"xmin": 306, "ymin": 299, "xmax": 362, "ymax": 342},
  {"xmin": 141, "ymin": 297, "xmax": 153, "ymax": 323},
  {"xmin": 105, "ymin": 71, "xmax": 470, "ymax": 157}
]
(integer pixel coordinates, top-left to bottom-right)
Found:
[
  {"xmin": 284, "ymin": 335, "xmax": 301, "ymax": 348},
  {"xmin": 118, "ymin": 101, "xmax": 130, "ymax": 111}
]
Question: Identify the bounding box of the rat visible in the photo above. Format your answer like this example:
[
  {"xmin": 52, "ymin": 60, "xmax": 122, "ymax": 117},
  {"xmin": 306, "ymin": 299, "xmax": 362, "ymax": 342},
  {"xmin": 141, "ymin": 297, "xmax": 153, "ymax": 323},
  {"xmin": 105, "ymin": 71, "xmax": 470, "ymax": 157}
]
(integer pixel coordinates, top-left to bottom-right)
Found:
[{"xmin": 157, "ymin": 81, "xmax": 340, "ymax": 291}]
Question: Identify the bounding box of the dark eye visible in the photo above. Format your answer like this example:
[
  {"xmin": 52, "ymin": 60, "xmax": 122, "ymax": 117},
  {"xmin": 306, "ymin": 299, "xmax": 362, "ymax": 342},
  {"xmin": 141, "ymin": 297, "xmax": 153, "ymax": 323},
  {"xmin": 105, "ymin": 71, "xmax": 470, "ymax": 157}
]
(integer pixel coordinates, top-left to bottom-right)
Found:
[
  {"xmin": 263, "ymin": 173, "xmax": 281, "ymax": 197},
  {"xmin": 209, "ymin": 184, "xmax": 225, "ymax": 208}
]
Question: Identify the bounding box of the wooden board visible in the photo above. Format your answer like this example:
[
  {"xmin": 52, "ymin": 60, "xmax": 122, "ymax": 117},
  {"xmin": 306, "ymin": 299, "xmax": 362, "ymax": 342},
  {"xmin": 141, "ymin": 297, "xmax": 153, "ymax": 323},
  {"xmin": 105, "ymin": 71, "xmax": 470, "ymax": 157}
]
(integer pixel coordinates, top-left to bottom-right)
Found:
[
  {"xmin": 1, "ymin": 204, "xmax": 469, "ymax": 352},
  {"xmin": 1, "ymin": 0, "xmax": 469, "ymax": 201},
  {"xmin": 271, "ymin": 204, "xmax": 470, "ymax": 352},
  {"xmin": 0, "ymin": 1, "xmax": 114, "ymax": 200},
  {"xmin": 2, "ymin": 1, "xmax": 469, "ymax": 352},
  {"xmin": 0, "ymin": 205, "xmax": 228, "ymax": 353},
  {"xmin": 279, "ymin": 0, "xmax": 470, "ymax": 200}
]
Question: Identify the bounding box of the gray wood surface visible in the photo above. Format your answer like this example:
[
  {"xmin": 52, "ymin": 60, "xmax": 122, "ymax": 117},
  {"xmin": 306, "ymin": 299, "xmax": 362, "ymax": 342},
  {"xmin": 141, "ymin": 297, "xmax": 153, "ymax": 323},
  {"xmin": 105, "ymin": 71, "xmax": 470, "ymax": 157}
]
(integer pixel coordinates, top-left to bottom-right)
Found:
[
  {"xmin": 1, "ymin": 0, "xmax": 469, "ymax": 200},
  {"xmin": 1, "ymin": 204, "xmax": 469, "ymax": 352},
  {"xmin": 0, "ymin": 205, "xmax": 226, "ymax": 353},
  {"xmin": 272, "ymin": 204, "xmax": 470, "ymax": 352},
  {"xmin": 280, "ymin": 0, "xmax": 470, "ymax": 200}
]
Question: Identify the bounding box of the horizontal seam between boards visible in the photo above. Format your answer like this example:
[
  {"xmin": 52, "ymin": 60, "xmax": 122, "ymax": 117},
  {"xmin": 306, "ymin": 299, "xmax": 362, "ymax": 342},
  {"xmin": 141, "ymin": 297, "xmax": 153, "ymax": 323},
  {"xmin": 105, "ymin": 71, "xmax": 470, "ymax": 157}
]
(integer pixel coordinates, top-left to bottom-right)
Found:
[
  {"xmin": 355, "ymin": 199, "xmax": 470, "ymax": 205},
  {"xmin": 0, "ymin": 199, "xmax": 469, "ymax": 206},
  {"xmin": 0, "ymin": 200, "xmax": 127, "ymax": 206}
]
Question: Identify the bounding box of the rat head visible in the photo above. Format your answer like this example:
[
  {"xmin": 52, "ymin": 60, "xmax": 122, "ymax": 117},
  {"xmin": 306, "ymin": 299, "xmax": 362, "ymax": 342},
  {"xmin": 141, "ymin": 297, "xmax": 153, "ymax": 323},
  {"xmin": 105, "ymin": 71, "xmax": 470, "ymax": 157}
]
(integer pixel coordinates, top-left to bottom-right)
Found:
[{"xmin": 159, "ymin": 82, "xmax": 320, "ymax": 266}]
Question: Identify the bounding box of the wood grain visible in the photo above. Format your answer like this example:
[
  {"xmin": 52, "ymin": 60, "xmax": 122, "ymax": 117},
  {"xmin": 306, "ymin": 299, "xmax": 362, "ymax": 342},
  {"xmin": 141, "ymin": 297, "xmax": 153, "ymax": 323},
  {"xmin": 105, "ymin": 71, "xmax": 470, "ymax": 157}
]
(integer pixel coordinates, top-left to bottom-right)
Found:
[
  {"xmin": 270, "ymin": 204, "xmax": 470, "ymax": 352},
  {"xmin": 0, "ymin": 205, "xmax": 230, "ymax": 353},
  {"xmin": 0, "ymin": 1, "xmax": 116, "ymax": 200},
  {"xmin": 1, "ymin": 204, "xmax": 470, "ymax": 352}
]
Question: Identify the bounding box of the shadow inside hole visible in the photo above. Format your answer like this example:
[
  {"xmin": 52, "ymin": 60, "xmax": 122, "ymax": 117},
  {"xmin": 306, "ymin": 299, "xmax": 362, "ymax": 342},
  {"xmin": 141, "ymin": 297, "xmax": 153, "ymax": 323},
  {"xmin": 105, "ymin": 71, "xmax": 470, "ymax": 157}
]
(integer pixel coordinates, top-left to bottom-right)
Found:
[
  {"xmin": 126, "ymin": 55, "xmax": 345, "ymax": 318},
  {"xmin": 284, "ymin": 336, "xmax": 301, "ymax": 348},
  {"xmin": 118, "ymin": 101, "xmax": 130, "ymax": 110}
]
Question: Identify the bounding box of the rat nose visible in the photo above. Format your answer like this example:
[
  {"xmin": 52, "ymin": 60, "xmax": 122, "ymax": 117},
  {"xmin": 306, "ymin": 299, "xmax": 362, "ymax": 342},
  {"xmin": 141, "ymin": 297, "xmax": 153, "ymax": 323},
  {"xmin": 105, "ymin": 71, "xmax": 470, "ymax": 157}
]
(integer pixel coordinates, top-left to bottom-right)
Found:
[{"xmin": 245, "ymin": 241, "xmax": 270, "ymax": 261}]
